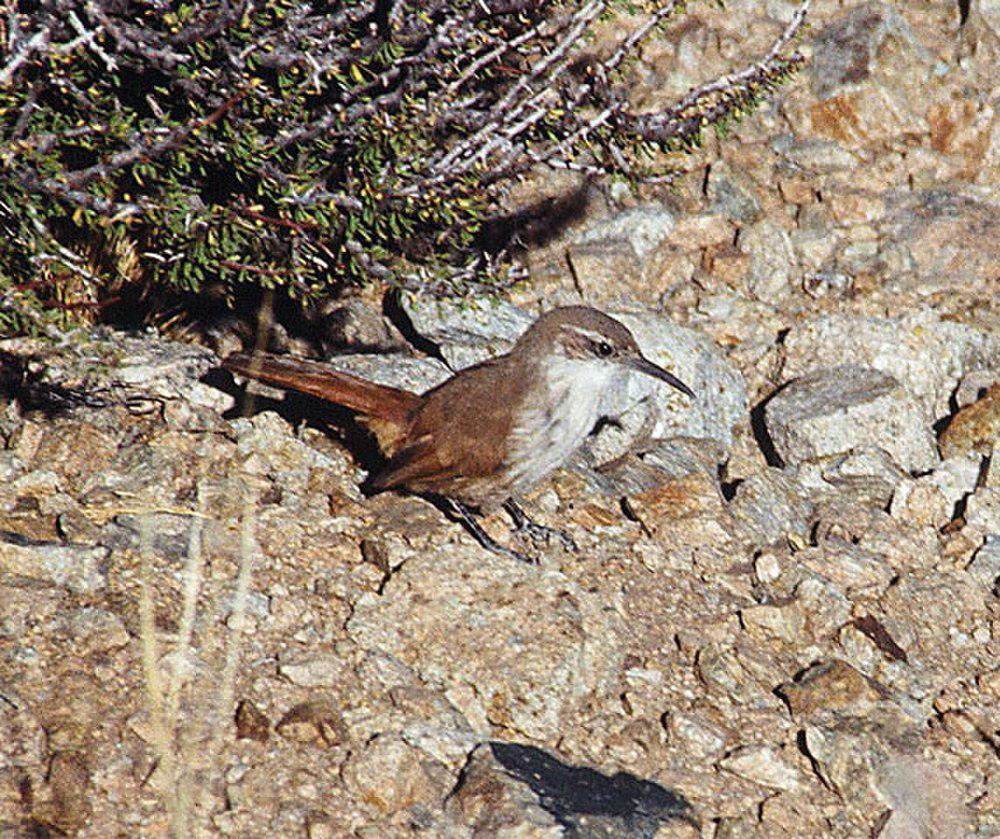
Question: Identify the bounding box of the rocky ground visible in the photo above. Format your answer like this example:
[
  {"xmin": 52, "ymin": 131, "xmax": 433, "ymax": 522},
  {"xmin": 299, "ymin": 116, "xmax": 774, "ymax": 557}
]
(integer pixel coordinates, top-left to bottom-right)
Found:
[{"xmin": 1, "ymin": 0, "xmax": 999, "ymax": 836}]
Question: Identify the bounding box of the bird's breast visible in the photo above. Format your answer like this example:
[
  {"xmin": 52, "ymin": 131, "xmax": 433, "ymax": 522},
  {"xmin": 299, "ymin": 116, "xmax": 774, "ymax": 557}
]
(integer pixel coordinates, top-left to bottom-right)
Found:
[{"xmin": 502, "ymin": 359, "xmax": 611, "ymax": 495}]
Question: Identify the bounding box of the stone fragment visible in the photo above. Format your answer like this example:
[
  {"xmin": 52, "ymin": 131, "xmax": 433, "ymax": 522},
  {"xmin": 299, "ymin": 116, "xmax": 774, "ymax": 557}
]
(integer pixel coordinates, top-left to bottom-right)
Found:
[
  {"xmin": 62, "ymin": 607, "xmax": 130, "ymax": 654},
  {"xmin": 346, "ymin": 546, "xmax": 625, "ymax": 740},
  {"xmin": 235, "ymin": 700, "xmax": 270, "ymax": 743},
  {"xmin": 965, "ymin": 487, "xmax": 1000, "ymax": 532},
  {"xmin": 0, "ymin": 537, "xmax": 108, "ymax": 594},
  {"xmin": 754, "ymin": 550, "xmax": 783, "ymax": 584},
  {"xmin": 318, "ymin": 297, "xmax": 405, "ymax": 353},
  {"xmin": 819, "ymin": 447, "xmax": 907, "ymax": 508},
  {"xmin": 802, "ymin": 725, "xmax": 868, "ymax": 796},
  {"xmin": 966, "ymin": 536, "xmax": 1000, "ymax": 591},
  {"xmin": 667, "ymin": 713, "xmax": 728, "ymax": 757},
  {"xmin": 567, "ymin": 240, "xmax": 645, "ymax": 304},
  {"xmin": 574, "ymin": 203, "xmax": 677, "ymax": 260},
  {"xmin": 397, "ymin": 293, "xmax": 534, "ymax": 370},
  {"xmin": 802, "ymin": 270, "xmax": 852, "ymax": 299},
  {"xmin": 764, "ymin": 366, "xmax": 936, "ymax": 471},
  {"xmin": 718, "ymin": 745, "xmax": 801, "ymax": 792},
  {"xmin": 771, "ymin": 136, "xmax": 860, "ymax": 172},
  {"xmin": 782, "ymin": 311, "xmax": 1000, "ymax": 421},
  {"xmin": 275, "ymin": 701, "xmax": 346, "ymax": 747},
  {"xmin": 939, "ymin": 382, "xmax": 1000, "ymax": 459},
  {"xmin": 810, "ymin": 3, "xmax": 918, "ymax": 98},
  {"xmin": 889, "ymin": 456, "xmax": 981, "ymax": 528},
  {"xmin": 741, "ymin": 601, "xmax": 807, "ymax": 645},
  {"xmin": 706, "ymin": 159, "xmax": 761, "ymax": 222},
  {"xmin": 667, "ymin": 213, "xmax": 733, "ymax": 249},
  {"xmin": 778, "ymin": 660, "xmax": 880, "ymax": 716},
  {"xmin": 798, "ymin": 544, "xmax": 894, "ymax": 597},
  {"xmin": 875, "ymin": 754, "xmax": 971, "ymax": 838},
  {"xmin": 804, "ymin": 3, "xmax": 929, "ymax": 146},
  {"xmin": 727, "ymin": 468, "xmax": 814, "ymax": 546},
  {"xmin": 797, "ymin": 575, "xmax": 853, "ymax": 639},
  {"xmin": 740, "ymin": 221, "xmax": 797, "ymax": 303},
  {"xmin": 277, "ymin": 652, "xmax": 346, "ymax": 688},
  {"xmin": 444, "ymin": 743, "xmax": 562, "ymax": 836},
  {"xmin": 881, "ymin": 189, "xmax": 1000, "ymax": 296},
  {"xmin": 341, "ymin": 734, "xmax": 433, "ymax": 815}
]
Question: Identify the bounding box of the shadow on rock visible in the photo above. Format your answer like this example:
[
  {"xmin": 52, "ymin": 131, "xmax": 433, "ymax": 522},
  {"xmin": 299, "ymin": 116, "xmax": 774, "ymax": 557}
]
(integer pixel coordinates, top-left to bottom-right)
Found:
[{"xmin": 489, "ymin": 740, "xmax": 696, "ymax": 836}]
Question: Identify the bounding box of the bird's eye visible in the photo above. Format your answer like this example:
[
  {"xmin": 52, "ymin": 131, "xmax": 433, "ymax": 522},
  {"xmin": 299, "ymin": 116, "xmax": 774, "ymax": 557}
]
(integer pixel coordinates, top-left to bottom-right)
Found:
[{"xmin": 596, "ymin": 341, "xmax": 614, "ymax": 357}]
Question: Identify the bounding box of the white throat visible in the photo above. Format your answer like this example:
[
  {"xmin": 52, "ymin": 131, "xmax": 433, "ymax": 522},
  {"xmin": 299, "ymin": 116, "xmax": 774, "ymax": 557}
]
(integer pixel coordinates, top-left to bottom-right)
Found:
[{"xmin": 504, "ymin": 357, "xmax": 615, "ymax": 495}]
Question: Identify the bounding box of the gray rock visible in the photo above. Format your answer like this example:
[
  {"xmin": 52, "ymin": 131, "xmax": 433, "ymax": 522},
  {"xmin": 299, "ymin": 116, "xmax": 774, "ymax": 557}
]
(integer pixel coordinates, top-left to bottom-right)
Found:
[
  {"xmin": 323, "ymin": 352, "xmax": 451, "ymax": 396},
  {"xmin": 277, "ymin": 652, "xmax": 347, "ymax": 688},
  {"xmin": 104, "ymin": 332, "xmax": 233, "ymax": 427},
  {"xmin": 782, "ymin": 311, "xmax": 1000, "ymax": 421},
  {"xmin": 764, "ymin": 366, "xmax": 937, "ymax": 471},
  {"xmin": 346, "ymin": 545, "xmax": 625, "ymax": 741},
  {"xmin": 707, "ymin": 159, "xmax": 761, "ymax": 222},
  {"xmin": 889, "ymin": 456, "xmax": 981, "ymax": 527},
  {"xmin": 727, "ymin": 468, "xmax": 814, "ymax": 546},
  {"xmin": 718, "ymin": 745, "xmax": 801, "ymax": 792},
  {"xmin": 573, "ymin": 203, "xmax": 677, "ymax": 260},
  {"xmin": 566, "ymin": 238, "xmax": 645, "ymax": 305},
  {"xmin": 966, "ymin": 536, "xmax": 1000, "ymax": 591},
  {"xmin": 319, "ymin": 298, "xmax": 405, "ymax": 352},
  {"xmin": 880, "ymin": 189, "xmax": 1000, "ymax": 296},
  {"xmin": 820, "ymin": 447, "xmax": 908, "ymax": 508},
  {"xmin": 341, "ymin": 733, "xmax": 438, "ymax": 816},
  {"xmin": 810, "ymin": 2, "xmax": 924, "ymax": 99},
  {"xmin": 397, "ymin": 293, "xmax": 534, "ymax": 370},
  {"xmin": 771, "ymin": 135, "xmax": 861, "ymax": 172},
  {"xmin": 60, "ymin": 607, "xmax": 130, "ymax": 653},
  {"xmin": 965, "ymin": 486, "xmax": 1000, "ymax": 533},
  {"xmin": 443, "ymin": 743, "xmax": 562, "ymax": 836},
  {"xmin": 875, "ymin": 754, "xmax": 971, "ymax": 837},
  {"xmin": 740, "ymin": 221, "xmax": 797, "ymax": 303},
  {"xmin": 0, "ymin": 537, "xmax": 108, "ymax": 594}
]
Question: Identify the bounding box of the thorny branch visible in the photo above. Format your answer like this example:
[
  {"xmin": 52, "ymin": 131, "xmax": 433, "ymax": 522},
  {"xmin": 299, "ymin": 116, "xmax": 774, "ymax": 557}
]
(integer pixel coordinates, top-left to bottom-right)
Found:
[{"xmin": 1, "ymin": 0, "xmax": 809, "ymax": 300}]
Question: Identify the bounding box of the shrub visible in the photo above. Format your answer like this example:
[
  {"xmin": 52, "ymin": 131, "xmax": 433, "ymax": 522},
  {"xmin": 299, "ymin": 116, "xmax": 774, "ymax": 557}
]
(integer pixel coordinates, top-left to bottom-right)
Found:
[{"xmin": 0, "ymin": 0, "xmax": 808, "ymax": 329}]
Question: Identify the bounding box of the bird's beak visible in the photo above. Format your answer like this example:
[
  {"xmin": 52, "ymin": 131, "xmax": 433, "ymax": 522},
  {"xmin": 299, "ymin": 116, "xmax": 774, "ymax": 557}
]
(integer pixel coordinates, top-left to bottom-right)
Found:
[{"xmin": 626, "ymin": 355, "xmax": 695, "ymax": 398}]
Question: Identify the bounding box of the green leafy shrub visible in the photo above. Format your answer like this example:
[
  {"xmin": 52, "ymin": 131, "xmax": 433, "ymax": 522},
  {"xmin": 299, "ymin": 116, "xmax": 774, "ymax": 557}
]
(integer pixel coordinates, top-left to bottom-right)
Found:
[{"xmin": 0, "ymin": 0, "xmax": 807, "ymax": 329}]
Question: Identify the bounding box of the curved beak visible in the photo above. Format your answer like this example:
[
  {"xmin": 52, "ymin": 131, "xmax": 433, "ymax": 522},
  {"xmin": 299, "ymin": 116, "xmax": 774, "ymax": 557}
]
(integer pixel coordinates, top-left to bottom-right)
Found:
[{"xmin": 626, "ymin": 355, "xmax": 695, "ymax": 398}]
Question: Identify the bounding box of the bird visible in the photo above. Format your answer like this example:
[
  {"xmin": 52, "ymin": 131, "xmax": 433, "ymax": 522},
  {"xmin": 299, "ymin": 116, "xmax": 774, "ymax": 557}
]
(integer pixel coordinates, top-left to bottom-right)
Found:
[{"xmin": 223, "ymin": 305, "xmax": 694, "ymax": 561}]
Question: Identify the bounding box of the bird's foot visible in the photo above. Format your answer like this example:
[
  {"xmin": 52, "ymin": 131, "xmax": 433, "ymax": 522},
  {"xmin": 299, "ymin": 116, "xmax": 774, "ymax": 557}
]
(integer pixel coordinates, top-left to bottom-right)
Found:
[
  {"xmin": 446, "ymin": 498, "xmax": 537, "ymax": 564},
  {"xmin": 515, "ymin": 519, "xmax": 579, "ymax": 553},
  {"xmin": 504, "ymin": 500, "xmax": 578, "ymax": 553}
]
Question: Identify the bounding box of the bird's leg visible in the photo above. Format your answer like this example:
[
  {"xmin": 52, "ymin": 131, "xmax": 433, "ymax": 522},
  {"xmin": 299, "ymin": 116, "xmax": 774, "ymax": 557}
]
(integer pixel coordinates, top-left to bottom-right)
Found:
[
  {"xmin": 503, "ymin": 499, "xmax": 578, "ymax": 553},
  {"xmin": 445, "ymin": 498, "xmax": 535, "ymax": 564}
]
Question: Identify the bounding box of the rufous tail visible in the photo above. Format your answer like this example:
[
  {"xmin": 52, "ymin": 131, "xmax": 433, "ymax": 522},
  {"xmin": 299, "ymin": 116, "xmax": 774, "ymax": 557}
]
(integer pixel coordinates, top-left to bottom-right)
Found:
[{"xmin": 223, "ymin": 352, "xmax": 420, "ymax": 454}]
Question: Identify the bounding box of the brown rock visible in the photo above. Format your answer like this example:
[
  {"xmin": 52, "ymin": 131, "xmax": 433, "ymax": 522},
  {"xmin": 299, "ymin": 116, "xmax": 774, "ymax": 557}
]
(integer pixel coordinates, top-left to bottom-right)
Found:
[
  {"xmin": 567, "ymin": 239, "xmax": 645, "ymax": 304},
  {"xmin": 31, "ymin": 752, "xmax": 92, "ymax": 835},
  {"xmin": 927, "ymin": 99, "xmax": 995, "ymax": 182},
  {"xmin": 777, "ymin": 176, "xmax": 818, "ymax": 205},
  {"xmin": 235, "ymin": 699, "xmax": 270, "ymax": 743},
  {"xmin": 778, "ymin": 660, "xmax": 882, "ymax": 716},
  {"xmin": 341, "ymin": 734, "xmax": 434, "ymax": 815},
  {"xmin": 939, "ymin": 382, "xmax": 1000, "ymax": 459},
  {"xmin": 667, "ymin": 214, "xmax": 733, "ymax": 249},
  {"xmin": 275, "ymin": 701, "xmax": 346, "ymax": 747}
]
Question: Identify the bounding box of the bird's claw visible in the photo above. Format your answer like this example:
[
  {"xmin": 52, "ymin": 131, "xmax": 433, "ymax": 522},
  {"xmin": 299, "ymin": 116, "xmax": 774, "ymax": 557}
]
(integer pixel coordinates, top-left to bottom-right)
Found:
[{"xmin": 515, "ymin": 519, "xmax": 578, "ymax": 553}]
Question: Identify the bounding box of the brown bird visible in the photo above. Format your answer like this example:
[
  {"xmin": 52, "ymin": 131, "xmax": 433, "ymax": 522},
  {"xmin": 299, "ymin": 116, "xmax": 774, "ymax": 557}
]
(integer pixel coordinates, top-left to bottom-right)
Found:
[{"xmin": 224, "ymin": 306, "xmax": 694, "ymax": 561}]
